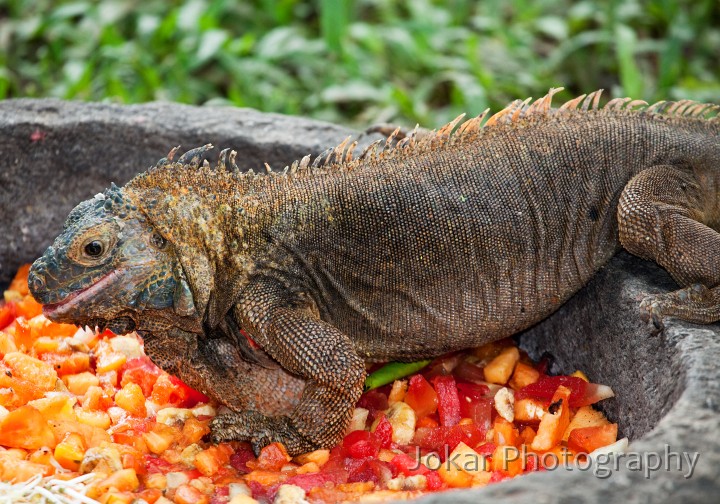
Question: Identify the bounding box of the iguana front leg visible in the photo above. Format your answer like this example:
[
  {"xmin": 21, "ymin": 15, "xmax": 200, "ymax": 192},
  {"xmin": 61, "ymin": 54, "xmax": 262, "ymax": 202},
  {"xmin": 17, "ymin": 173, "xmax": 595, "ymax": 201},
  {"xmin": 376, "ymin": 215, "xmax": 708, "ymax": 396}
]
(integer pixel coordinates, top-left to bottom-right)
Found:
[
  {"xmin": 140, "ymin": 327, "xmax": 305, "ymax": 416},
  {"xmin": 618, "ymin": 164, "xmax": 720, "ymax": 328},
  {"xmin": 210, "ymin": 277, "xmax": 366, "ymax": 455}
]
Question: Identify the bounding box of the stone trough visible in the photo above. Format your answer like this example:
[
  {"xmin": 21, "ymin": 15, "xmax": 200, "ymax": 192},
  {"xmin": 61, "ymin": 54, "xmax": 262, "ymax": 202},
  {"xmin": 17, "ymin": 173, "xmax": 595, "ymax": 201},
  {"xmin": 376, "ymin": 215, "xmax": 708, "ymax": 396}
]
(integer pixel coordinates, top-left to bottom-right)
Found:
[{"xmin": 1, "ymin": 100, "xmax": 718, "ymax": 503}]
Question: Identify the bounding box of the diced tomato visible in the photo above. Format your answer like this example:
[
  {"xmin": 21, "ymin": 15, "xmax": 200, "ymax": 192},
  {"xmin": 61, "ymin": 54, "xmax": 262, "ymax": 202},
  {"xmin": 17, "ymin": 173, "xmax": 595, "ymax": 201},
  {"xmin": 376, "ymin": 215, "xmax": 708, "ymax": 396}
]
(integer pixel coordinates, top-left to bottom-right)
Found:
[
  {"xmin": 516, "ymin": 375, "xmax": 587, "ymax": 406},
  {"xmin": 424, "ymin": 470, "xmax": 443, "ymax": 489},
  {"xmin": 169, "ymin": 374, "xmax": 210, "ymax": 407},
  {"xmin": 357, "ymin": 389, "xmax": 389, "ymax": 417},
  {"xmin": 343, "ymin": 430, "xmax": 379, "ymax": 459},
  {"xmin": 345, "ymin": 458, "xmax": 392, "ymax": 485},
  {"xmin": 373, "ymin": 415, "xmax": 393, "ymax": 449},
  {"xmin": 120, "ymin": 356, "xmax": 163, "ymax": 397},
  {"xmin": 412, "ymin": 426, "xmax": 450, "ymax": 452},
  {"xmin": 389, "ymin": 452, "xmax": 430, "ymax": 476},
  {"xmin": 0, "ymin": 302, "xmax": 16, "ymax": 330},
  {"xmin": 229, "ymin": 446, "xmax": 256, "ymax": 474},
  {"xmin": 285, "ymin": 470, "xmax": 344, "ymax": 492},
  {"xmin": 432, "ymin": 375, "xmax": 461, "ymax": 427},
  {"xmin": 443, "ymin": 423, "xmax": 485, "ymax": 451},
  {"xmin": 572, "ymin": 383, "xmax": 615, "ymax": 407},
  {"xmin": 475, "ymin": 442, "xmax": 497, "ymax": 456},
  {"xmin": 404, "ymin": 375, "xmax": 438, "ymax": 418},
  {"xmin": 468, "ymin": 398, "xmax": 493, "ymax": 433},
  {"xmin": 457, "ymin": 382, "xmax": 492, "ymax": 426}
]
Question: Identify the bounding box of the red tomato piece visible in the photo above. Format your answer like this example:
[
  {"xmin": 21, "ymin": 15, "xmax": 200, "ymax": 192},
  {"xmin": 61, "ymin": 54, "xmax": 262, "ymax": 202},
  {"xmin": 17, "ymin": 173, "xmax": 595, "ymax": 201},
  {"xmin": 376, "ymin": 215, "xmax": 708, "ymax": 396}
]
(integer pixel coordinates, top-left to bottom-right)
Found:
[
  {"xmin": 432, "ymin": 375, "xmax": 461, "ymax": 427},
  {"xmin": 425, "ymin": 470, "xmax": 444, "ymax": 490},
  {"xmin": 443, "ymin": 423, "xmax": 485, "ymax": 451},
  {"xmin": 357, "ymin": 389, "xmax": 389, "ymax": 416},
  {"xmin": 412, "ymin": 426, "xmax": 451, "ymax": 452},
  {"xmin": 166, "ymin": 374, "xmax": 210, "ymax": 407},
  {"xmin": 373, "ymin": 415, "xmax": 393, "ymax": 449},
  {"xmin": 404, "ymin": 375, "xmax": 438, "ymax": 418},
  {"xmin": 475, "ymin": 442, "xmax": 497, "ymax": 456},
  {"xmin": 389, "ymin": 452, "xmax": 430, "ymax": 476},
  {"xmin": 229, "ymin": 447, "xmax": 255, "ymax": 474},
  {"xmin": 119, "ymin": 356, "xmax": 163, "ymax": 397},
  {"xmin": 343, "ymin": 430, "xmax": 379, "ymax": 459},
  {"xmin": 515, "ymin": 375, "xmax": 587, "ymax": 406}
]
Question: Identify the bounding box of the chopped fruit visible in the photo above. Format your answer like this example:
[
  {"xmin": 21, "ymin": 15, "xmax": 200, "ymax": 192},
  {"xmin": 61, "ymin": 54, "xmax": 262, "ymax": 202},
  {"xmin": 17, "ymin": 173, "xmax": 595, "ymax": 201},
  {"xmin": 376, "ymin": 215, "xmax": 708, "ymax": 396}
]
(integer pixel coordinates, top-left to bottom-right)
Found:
[
  {"xmin": 0, "ymin": 405, "xmax": 56, "ymax": 449},
  {"xmin": 433, "ymin": 375, "xmax": 461, "ymax": 427},
  {"xmin": 483, "ymin": 346, "xmax": 520, "ymax": 385},
  {"xmin": 54, "ymin": 432, "xmax": 86, "ymax": 470},
  {"xmin": 562, "ymin": 405, "xmax": 611, "ymax": 441},
  {"xmin": 255, "ymin": 442, "xmax": 291, "ymax": 471},
  {"xmin": 567, "ymin": 423, "xmax": 619, "ymax": 454},
  {"xmin": 404, "ymin": 374, "xmax": 438, "ymax": 418},
  {"xmin": 115, "ymin": 382, "xmax": 147, "ymax": 417},
  {"xmin": 0, "ymin": 263, "xmax": 621, "ymax": 502},
  {"xmin": 530, "ymin": 385, "xmax": 572, "ymax": 451},
  {"xmin": 509, "ymin": 362, "xmax": 541, "ymax": 389}
]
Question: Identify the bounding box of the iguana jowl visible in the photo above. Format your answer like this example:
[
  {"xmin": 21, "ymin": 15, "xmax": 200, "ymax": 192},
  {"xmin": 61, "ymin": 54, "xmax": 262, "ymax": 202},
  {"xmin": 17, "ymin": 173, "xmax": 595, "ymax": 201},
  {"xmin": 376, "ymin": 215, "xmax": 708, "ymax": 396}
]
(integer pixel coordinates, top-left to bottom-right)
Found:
[{"xmin": 28, "ymin": 89, "xmax": 720, "ymax": 455}]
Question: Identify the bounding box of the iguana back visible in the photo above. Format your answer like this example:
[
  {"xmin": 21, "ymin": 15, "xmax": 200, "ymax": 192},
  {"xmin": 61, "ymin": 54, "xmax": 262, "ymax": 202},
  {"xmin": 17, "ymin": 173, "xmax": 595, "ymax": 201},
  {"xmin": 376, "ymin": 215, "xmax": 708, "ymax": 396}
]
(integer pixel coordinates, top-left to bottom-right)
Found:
[{"xmin": 30, "ymin": 90, "xmax": 720, "ymax": 454}]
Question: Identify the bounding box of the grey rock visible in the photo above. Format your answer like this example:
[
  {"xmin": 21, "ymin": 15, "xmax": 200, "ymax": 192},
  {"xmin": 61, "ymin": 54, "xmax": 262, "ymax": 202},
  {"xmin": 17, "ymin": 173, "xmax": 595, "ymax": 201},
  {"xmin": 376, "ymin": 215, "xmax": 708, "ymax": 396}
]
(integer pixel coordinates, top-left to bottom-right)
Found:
[{"xmin": 0, "ymin": 99, "xmax": 718, "ymax": 503}]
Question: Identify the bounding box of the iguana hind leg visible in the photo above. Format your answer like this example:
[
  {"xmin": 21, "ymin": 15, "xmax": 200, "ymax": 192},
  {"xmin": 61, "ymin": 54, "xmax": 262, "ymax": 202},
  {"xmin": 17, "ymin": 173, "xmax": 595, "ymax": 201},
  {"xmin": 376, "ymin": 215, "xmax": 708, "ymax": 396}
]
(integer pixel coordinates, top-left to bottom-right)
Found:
[
  {"xmin": 618, "ymin": 164, "xmax": 720, "ymax": 326},
  {"xmin": 210, "ymin": 277, "xmax": 366, "ymax": 455}
]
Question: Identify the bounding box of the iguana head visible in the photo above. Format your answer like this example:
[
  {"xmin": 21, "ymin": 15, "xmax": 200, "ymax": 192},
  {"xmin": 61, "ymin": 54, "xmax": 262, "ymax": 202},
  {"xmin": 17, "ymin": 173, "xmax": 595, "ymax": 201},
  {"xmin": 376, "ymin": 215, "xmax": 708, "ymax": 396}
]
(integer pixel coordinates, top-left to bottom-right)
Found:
[{"xmin": 28, "ymin": 183, "xmax": 196, "ymax": 334}]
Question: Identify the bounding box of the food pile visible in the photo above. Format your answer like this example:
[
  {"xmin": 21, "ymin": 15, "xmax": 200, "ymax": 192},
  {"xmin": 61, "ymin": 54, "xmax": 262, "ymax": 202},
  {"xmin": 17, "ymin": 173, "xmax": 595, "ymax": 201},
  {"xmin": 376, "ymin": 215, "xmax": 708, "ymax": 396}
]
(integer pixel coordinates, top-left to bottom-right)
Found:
[{"xmin": 0, "ymin": 265, "xmax": 623, "ymax": 503}]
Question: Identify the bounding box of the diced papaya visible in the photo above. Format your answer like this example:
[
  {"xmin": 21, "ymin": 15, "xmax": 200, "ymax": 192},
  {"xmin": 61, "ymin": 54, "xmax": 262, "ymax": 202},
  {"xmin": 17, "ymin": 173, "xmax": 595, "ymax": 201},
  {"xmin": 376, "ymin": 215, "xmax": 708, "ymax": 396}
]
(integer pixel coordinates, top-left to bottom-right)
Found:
[
  {"xmin": 41, "ymin": 352, "xmax": 91, "ymax": 376},
  {"xmin": 562, "ymin": 405, "xmax": 610, "ymax": 441},
  {"xmin": 182, "ymin": 417, "xmax": 211, "ymax": 445},
  {"xmin": 0, "ymin": 365, "xmax": 45, "ymax": 408},
  {"xmin": 255, "ymin": 442, "xmax": 291, "ymax": 471},
  {"xmin": 509, "ymin": 362, "xmax": 541, "ymax": 390},
  {"xmin": 195, "ymin": 445, "xmax": 232, "ymax": 476},
  {"xmin": 8, "ymin": 264, "xmax": 31, "ymax": 296},
  {"xmin": 48, "ymin": 419, "xmax": 111, "ymax": 448},
  {"xmin": 567, "ymin": 423, "xmax": 618, "ymax": 454},
  {"xmin": 530, "ymin": 385, "xmax": 572, "ymax": 452},
  {"xmin": 142, "ymin": 423, "xmax": 179, "ymax": 454},
  {"xmin": 514, "ymin": 398, "xmax": 546, "ymax": 423},
  {"xmin": 483, "ymin": 347, "xmax": 520, "ymax": 385},
  {"xmin": 27, "ymin": 394, "xmax": 77, "ymax": 422},
  {"xmin": 3, "ymin": 351, "xmax": 58, "ymax": 390},
  {"xmin": 54, "ymin": 432, "xmax": 86, "ymax": 471},
  {"xmin": 492, "ymin": 417, "xmax": 520, "ymax": 447},
  {"xmin": 15, "ymin": 296, "xmax": 43, "ymax": 319},
  {"xmin": 115, "ymin": 382, "xmax": 147, "ymax": 417},
  {"xmin": 491, "ymin": 445, "xmax": 523, "ymax": 476},
  {"xmin": 76, "ymin": 408, "xmax": 112, "ymax": 429},
  {"xmin": 0, "ymin": 405, "xmax": 56, "ymax": 449},
  {"xmin": 174, "ymin": 483, "xmax": 210, "ymax": 504},
  {"xmin": 65, "ymin": 371, "xmax": 101, "ymax": 395},
  {"xmin": 0, "ymin": 452, "xmax": 52, "ymax": 482},
  {"xmin": 0, "ymin": 330, "xmax": 17, "ymax": 355}
]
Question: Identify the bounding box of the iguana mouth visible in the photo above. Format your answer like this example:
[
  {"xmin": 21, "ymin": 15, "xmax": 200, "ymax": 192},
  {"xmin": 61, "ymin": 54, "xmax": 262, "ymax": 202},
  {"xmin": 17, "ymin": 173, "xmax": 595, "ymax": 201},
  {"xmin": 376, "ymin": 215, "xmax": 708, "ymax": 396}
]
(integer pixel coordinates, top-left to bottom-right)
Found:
[{"xmin": 42, "ymin": 270, "xmax": 120, "ymax": 320}]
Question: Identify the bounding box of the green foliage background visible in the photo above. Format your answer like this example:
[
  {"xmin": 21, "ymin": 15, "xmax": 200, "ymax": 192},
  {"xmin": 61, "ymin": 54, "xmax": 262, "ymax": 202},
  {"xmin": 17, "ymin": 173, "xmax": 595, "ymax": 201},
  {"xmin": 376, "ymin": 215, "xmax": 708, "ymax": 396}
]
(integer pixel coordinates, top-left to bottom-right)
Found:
[{"xmin": 1, "ymin": 0, "xmax": 718, "ymax": 127}]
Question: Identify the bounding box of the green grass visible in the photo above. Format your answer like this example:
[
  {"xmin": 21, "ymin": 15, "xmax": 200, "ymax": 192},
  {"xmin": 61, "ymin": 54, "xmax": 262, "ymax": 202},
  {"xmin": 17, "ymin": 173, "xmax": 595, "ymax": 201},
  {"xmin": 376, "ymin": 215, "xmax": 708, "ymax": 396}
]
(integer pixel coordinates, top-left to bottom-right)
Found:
[{"xmin": 1, "ymin": 0, "xmax": 718, "ymax": 128}]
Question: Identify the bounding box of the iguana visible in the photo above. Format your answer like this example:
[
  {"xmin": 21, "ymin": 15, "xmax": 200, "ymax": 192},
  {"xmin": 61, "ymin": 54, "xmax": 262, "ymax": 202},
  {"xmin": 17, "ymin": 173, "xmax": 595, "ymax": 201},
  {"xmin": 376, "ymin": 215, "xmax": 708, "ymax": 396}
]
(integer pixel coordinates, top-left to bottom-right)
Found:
[{"xmin": 28, "ymin": 89, "xmax": 720, "ymax": 455}]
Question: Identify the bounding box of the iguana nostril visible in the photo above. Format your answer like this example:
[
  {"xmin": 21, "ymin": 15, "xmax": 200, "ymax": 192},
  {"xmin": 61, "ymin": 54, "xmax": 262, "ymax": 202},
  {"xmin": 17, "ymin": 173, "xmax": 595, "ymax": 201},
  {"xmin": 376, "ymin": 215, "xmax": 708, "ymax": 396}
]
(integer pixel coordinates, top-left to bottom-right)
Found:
[{"xmin": 29, "ymin": 271, "xmax": 45, "ymax": 294}]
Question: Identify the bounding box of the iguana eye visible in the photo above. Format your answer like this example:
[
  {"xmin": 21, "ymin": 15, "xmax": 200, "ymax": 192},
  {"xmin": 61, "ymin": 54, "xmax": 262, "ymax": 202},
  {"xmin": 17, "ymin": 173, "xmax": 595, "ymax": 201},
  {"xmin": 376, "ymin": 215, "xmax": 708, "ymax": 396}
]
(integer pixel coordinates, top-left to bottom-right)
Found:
[
  {"xmin": 151, "ymin": 233, "xmax": 167, "ymax": 250},
  {"xmin": 84, "ymin": 240, "xmax": 104, "ymax": 257}
]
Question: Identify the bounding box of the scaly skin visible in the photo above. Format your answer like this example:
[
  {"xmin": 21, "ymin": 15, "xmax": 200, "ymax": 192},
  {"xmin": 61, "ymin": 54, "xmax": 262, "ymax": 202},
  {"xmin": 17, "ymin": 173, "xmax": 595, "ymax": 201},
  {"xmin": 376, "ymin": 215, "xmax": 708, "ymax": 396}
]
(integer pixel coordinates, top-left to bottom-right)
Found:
[{"xmin": 29, "ymin": 89, "xmax": 720, "ymax": 455}]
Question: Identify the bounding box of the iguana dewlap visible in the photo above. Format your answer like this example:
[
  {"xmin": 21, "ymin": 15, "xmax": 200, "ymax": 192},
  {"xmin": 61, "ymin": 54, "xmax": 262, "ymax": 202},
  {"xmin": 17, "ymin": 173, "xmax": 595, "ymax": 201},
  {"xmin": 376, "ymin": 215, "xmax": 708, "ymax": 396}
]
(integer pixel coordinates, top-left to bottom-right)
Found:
[{"xmin": 28, "ymin": 89, "xmax": 720, "ymax": 455}]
